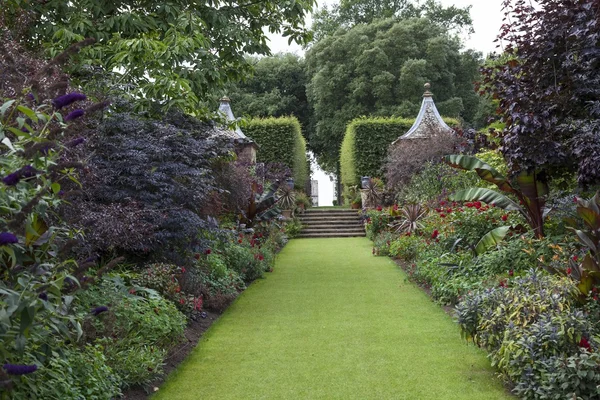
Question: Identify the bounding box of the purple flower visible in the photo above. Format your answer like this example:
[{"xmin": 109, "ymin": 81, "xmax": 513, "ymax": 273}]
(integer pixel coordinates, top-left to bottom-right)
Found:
[
  {"xmin": 66, "ymin": 137, "xmax": 86, "ymax": 147},
  {"xmin": 2, "ymin": 364, "xmax": 38, "ymax": 375},
  {"xmin": 52, "ymin": 92, "xmax": 86, "ymax": 109},
  {"xmin": 39, "ymin": 144, "xmax": 53, "ymax": 156},
  {"xmin": 18, "ymin": 165, "xmax": 37, "ymax": 179},
  {"xmin": 3, "ymin": 172, "xmax": 20, "ymax": 186},
  {"xmin": 64, "ymin": 109, "xmax": 85, "ymax": 121},
  {"xmin": 38, "ymin": 292, "xmax": 48, "ymax": 301},
  {"xmin": 91, "ymin": 306, "xmax": 108, "ymax": 316},
  {"xmin": 0, "ymin": 232, "xmax": 18, "ymax": 245}
]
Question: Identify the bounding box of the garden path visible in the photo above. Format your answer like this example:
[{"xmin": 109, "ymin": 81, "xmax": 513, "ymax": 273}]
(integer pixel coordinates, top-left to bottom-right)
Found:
[{"xmin": 153, "ymin": 237, "xmax": 512, "ymax": 399}]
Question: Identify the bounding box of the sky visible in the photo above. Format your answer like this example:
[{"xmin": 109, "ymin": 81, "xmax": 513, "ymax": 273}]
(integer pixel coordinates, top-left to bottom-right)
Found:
[{"xmin": 265, "ymin": 0, "xmax": 506, "ymax": 205}]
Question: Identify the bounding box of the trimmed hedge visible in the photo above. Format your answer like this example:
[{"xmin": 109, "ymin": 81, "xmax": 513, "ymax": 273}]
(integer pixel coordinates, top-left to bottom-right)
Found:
[
  {"xmin": 244, "ymin": 117, "xmax": 308, "ymax": 189},
  {"xmin": 340, "ymin": 117, "xmax": 460, "ymax": 188}
]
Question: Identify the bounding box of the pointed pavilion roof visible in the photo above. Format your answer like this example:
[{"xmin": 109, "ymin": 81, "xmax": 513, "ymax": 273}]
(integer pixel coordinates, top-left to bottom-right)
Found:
[
  {"xmin": 218, "ymin": 96, "xmax": 248, "ymax": 140},
  {"xmin": 392, "ymin": 83, "xmax": 452, "ymax": 144}
]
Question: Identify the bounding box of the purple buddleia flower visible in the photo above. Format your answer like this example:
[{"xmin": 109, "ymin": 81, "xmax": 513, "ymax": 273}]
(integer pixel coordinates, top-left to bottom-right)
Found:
[
  {"xmin": 52, "ymin": 92, "xmax": 86, "ymax": 109},
  {"xmin": 2, "ymin": 172, "xmax": 20, "ymax": 186},
  {"xmin": 0, "ymin": 232, "xmax": 18, "ymax": 245},
  {"xmin": 18, "ymin": 165, "xmax": 37, "ymax": 179},
  {"xmin": 91, "ymin": 306, "xmax": 108, "ymax": 316},
  {"xmin": 66, "ymin": 137, "xmax": 86, "ymax": 147},
  {"xmin": 2, "ymin": 364, "xmax": 38, "ymax": 375},
  {"xmin": 64, "ymin": 109, "xmax": 85, "ymax": 121}
]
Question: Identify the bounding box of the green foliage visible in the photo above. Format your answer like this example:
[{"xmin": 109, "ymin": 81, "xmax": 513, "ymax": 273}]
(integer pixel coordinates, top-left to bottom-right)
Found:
[
  {"xmin": 444, "ymin": 154, "xmax": 549, "ymax": 237},
  {"xmin": 10, "ymin": 345, "xmax": 121, "ymax": 400},
  {"xmin": 455, "ymin": 270, "xmax": 599, "ymax": 398},
  {"xmin": 4, "ymin": 0, "xmax": 316, "ymax": 114},
  {"xmin": 135, "ymin": 263, "xmax": 201, "ymax": 316},
  {"xmin": 306, "ymin": 16, "xmax": 481, "ymax": 172},
  {"xmin": 372, "ymin": 231, "xmax": 397, "ymax": 257},
  {"xmin": 341, "ymin": 117, "xmax": 459, "ymax": 187},
  {"xmin": 226, "ymin": 54, "xmax": 313, "ymax": 136},
  {"xmin": 77, "ymin": 276, "xmax": 186, "ymax": 387},
  {"xmin": 284, "ymin": 218, "xmax": 303, "ymax": 238},
  {"xmin": 364, "ymin": 209, "xmax": 391, "ymax": 240},
  {"xmin": 389, "ymin": 234, "xmax": 423, "ymax": 261},
  {"xmin": 396, "ymin": 161, "xmax": 479, "ymax": 203},
  {"xmin": 244, "ymin": 117, "xmax": 308, "ymax": 189}
]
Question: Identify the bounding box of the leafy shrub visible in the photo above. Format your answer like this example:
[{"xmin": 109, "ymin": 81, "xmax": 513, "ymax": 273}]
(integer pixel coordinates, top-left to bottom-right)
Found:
[
  {"xmin": 77, "ymin": 276, "xmax": 186, "ymax": 387},
  {"xmin": 386, "ymin": 129, "xmax": 460, "ymax": 190},
  {"xmin": 396, "ymin": 162, "xmax": 479, "ymax": 203},
  {"xmin": 341, "ymin": 116, "xmax": 460, "ymax": 188},
  {"xmin": 135, "ymin": 263, "xmax": 202, "ymax": 316},
  {"xmin": 10, "ymin": 345, "xmax": 121, "ymax": 400},
  {"xmin": 389, "ymin": 234, "xmax": 423, "ymax": 262},
  {"xmin": 222, "ymin": 241, "xmax": 265, "ymax": 282},
  {"xmin": 372, "ymin": 231, "xmax": 398, "ymax": 257},
  {"xmin": 455, "ymin": 270, "xmax": 599, "ymax": 397},
  {"xmin": 61, "ymin": 103, "xmax": 234, "ymax": 262},
  {"xmin": 244, "ymin": 117, "xmax": 308, "ymax": 189},
  {"xmin": 364, "ymin": 209, "xmax": 391, "ymax": 240},
  {"xmin": 284, "ymin": 218, "xmax": 303, "ymax": 238}
]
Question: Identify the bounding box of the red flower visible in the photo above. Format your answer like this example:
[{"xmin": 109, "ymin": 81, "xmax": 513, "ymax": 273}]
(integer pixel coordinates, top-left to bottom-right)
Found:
[
  {"xmin": 376, "ymin": 206, "xmax": 382, "ymax": 211},
  {"xmin": 194, "ymin": 297, "xmax": 203, "ymax": 311},
  {"xmin": 238, "ymin": 239, "xmax": 243, "ymax": 244},
  {"xmin": 179, "ymin": 298, "xmax": 185, "ymax": 305},
  {"xmin": 501, "ymin": 215, "xmax": 508, "ymax": 221},
  {"xmin": 175, "ymin": 286, "xmax": 181, "ymax": 293},
  {"xmin": 573, "ymin": 255, "xmax": 578, "ymax": 262},
  {"xmin": 194, "ymin": 253, "xmax": 200, "ymax": 260},
  {"xmin": 405, "ymin": 232, "xmax": 411, "ymax": 237},
  {"xmin": 574, "ymin": 196, "xmax": 579, "ymax": 203},
  {"xmin": 579, "ymin": 337, "xmax": 592, "ymax": 351},
  {"xmin": 499, "ymin": 279, "xmax": 507, "ymax": 288},
  {"xmin": 205, "ymin": 249, "xmax": 211, "ymax": 255},
  {"xmin": 474, "ymin": 201, "xmax": 482, "ymax": 209},
  {"xmin": 567, "ymin": 267, "xmax": 572, "ymax": 275},
  {"xmin": 431, "ymin": 230, "xmax": 439, "ymax": 239},
  {"xmin": 465, "ymin": 202, "xmax": 473, "ymax": 208},
  {"xmin": 393, "ymin": 204, "xmax": 398, "ymax": 211},
  {"xmin": 439, "ymin": 213, "xmax": 446, "ymax": 218},
  {"xmin": 181, "ymin": 267, "xmax": 186, "ymax": 273},
  {"xmin": 508, "ymin": 270, "xmax": 514, "ymax": 277},
  {"xmin": 129, "ymin": 288, "xmax": 136, "ymax": 294}
]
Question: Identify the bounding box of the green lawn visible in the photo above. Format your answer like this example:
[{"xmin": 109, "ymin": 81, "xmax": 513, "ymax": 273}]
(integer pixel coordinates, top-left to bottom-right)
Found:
[{"xmin": 154, "ymin": 238, "xmax": 512, "ymax": 400}]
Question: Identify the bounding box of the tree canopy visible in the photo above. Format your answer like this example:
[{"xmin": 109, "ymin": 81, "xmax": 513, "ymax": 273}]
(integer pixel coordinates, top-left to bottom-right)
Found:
[
  {"xmin": 226, "ymin": 54, "xmax": 312, "ymax": 134},
  {"xmin": 305, "ymin": 17, "xmax": 481, "ymax": 173},
  {"xmin": 311, "ymin": 0, "xmax": 473, "ymax": 41},
  {"xmin": 1, "ymin": 0, "xmax": 316, "ymax": 113},
  {"xmin": 481, "ymin": 0, "xmax": 600, "ymax": 186}
]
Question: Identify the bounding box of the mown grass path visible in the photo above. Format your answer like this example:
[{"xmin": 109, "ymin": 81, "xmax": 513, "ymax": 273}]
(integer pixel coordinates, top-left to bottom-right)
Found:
[{"xmin": 154, "ymin": 237, "xmax": 511, "ymax": 399}]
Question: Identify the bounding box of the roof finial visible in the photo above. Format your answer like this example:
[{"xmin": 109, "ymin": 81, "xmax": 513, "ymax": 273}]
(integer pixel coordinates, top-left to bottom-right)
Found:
[{"xmin": 423, "ymin": 83, "xmax": 433, "ymax": 98}]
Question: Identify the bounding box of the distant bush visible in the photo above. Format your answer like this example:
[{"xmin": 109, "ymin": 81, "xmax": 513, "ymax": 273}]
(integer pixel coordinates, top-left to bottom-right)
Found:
[{"xmin": 244, "ymin": 117, "xmax": 308, "ymax": 189}]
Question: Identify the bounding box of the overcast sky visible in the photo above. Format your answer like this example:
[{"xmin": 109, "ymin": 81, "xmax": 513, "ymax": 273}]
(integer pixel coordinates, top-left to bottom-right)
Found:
[{"xmin": 267, "ymin": 0, "xmax": 505, "ymax": 56}]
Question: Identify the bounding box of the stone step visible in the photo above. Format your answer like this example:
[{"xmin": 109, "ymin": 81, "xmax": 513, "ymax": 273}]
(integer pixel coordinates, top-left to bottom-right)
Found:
[
  {"xmin": 300, "ymin": 222, "xmax": 363, "ymax": 228},
  {"xmin": 299, "ymin": 217, "xmax": 362, "ymax": 224},
  {"xmin": 300, "ymin": 227, "xmax": 365, "ymax": 234},
  {"xmin": 296, "ymin": 232, "xmax": 366, "ymax": 238}
]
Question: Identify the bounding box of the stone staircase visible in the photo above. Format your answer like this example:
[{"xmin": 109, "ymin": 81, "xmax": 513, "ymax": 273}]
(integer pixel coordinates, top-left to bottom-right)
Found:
[{"xmin": 296, "ymin": 208, "xmax": 365, "ymax": 238}]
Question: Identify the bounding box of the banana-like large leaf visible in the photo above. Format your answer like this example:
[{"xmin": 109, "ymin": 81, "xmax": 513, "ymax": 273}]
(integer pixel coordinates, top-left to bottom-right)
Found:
[
  {"xmin": 443, "ymin": 155, "xmax": 515, "ymax": 193},
  {"xmin": 450, "ymin": 188, "xmax": 522, "ymax": 212},
  {"xmin": 475, "ymin": 226, "xmax": 511, "ymax": 255}
]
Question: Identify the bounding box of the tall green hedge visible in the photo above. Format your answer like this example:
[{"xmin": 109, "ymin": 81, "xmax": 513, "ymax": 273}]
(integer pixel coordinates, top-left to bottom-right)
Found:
[
  {"xmin": 340, "ymin": 117, "xmax": 460, "ymax": 188},
  {"xmin": 244, "ymin": 117, "xmax": 308, "ymax": 189}
]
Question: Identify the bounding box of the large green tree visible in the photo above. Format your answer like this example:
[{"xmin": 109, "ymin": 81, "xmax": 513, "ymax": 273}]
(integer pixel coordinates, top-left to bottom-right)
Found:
[
  {"xmin": 311, "ymin": 0, "xmax": 472, "ymax": 41},
  {"xmin": 2, "ymin": 0, "xmax": 316, "ymax": 113},
  {"xmin": 305, "ymin": 17, "xmax": 481, "ymax": 173},
  {"xmin": 226, "ymin": 54, "xmax": 312, "ymax": 135}
]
